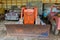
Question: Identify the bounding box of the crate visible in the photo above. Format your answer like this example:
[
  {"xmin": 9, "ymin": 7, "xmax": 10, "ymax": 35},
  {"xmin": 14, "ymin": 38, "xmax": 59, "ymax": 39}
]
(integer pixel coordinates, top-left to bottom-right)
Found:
[{"xmin": 5, "ymin": 24, "xmax": 50, "ymax": 38}]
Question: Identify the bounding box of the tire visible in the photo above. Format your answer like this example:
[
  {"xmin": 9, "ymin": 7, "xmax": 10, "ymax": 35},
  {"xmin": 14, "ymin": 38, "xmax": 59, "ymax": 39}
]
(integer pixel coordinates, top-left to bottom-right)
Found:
[
  {"xmin": 52, "ymin": 21, "xmax": 56, "ymax": 32},
  {"xmin": 52, "ymin": 21, "xmax": 59, "ymax": 35},
  {"xmin": 54, "ymin": 28, "xmax": 59, "ymax": 35}
]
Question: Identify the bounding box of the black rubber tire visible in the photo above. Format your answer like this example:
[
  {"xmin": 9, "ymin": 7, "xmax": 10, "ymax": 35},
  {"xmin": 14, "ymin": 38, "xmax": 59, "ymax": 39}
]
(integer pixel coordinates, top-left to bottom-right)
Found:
[
  {"xmin": 51, "ymin": 21, "xmax": 56, "ymax": 32},
  {"xmin": 52, "ymin": 21, "xmax": 59, "ymax": 35}
]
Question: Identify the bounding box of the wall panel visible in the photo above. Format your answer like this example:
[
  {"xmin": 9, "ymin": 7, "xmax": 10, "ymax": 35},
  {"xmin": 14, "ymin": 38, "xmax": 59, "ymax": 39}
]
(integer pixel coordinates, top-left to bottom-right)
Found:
[
  {"xmin": 1, "ymin": 0, "xmax": 60, "ymax": 9},
  {"xmin": 57, "ymin": 0, "xmax": 60, "ymax": 3},
  {"xmin": 42, "ymin": 0, "xmax": 60, "ymax": 3}
]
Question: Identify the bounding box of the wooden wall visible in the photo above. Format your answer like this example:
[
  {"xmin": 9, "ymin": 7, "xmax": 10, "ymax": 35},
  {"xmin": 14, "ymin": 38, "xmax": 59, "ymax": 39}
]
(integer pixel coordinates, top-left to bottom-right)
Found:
[
  {"xmin": 0, "ymin": 0, "xmax": 60, "ymax": 9},
  {"xmin": 42, "ymin": 0, "xmax": 60, "ymax": 3}
]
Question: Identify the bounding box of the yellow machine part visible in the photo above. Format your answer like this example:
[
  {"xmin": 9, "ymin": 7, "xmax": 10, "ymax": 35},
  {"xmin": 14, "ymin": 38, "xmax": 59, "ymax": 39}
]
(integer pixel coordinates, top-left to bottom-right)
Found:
[{"xmin": 0, "ymin": 8, "xmax": 5, "ymax": 15}]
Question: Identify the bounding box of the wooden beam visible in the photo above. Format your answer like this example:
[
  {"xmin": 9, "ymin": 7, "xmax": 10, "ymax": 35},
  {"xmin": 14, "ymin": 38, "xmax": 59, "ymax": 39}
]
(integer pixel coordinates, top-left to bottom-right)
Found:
[
  {"xmin": 43, "ymin": 0, "xmax": 46, "ymax": 3},
  {"xmin": 16, "ymin": 0, "xmax": 17, "ymax": 6},
  {"xmin": 11, "ymin": 0, "xmax": 12, "ymax": 6},
  {"xmin": 49, "ymin": 0, "xmax": 51, "ymax": 3},
  {"xmin": 55, "ymin": 0, "xmax": 58, "ymax": 3}
]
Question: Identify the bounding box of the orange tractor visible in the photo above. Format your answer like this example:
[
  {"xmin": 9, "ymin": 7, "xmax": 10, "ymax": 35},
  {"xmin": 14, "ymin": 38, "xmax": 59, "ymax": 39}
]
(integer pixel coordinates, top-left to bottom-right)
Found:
[
  {"xmin": 48, "ymin": 5, "xmax": 60, "ymax": 35},
  {"xmin": 20, "ymin": 7, "xmax": 37, "ymax": 24},
  {"xmin": 5, "ymin": 7, "xmax": 50, "ymax": 37}
]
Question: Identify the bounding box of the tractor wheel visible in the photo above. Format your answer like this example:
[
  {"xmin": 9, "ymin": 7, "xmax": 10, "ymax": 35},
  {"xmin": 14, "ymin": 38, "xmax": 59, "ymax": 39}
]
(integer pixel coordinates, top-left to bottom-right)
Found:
[
  {"xmin": 52, "ymin": 21, "xmax": 59, "ymax": 35},
  {"xmin": 52, "ymin": 21, "xmax": 56, "ymax": 32},
  {"xmin": 54, "ymin": 28, "xmax": 59, "ymax": 35}
]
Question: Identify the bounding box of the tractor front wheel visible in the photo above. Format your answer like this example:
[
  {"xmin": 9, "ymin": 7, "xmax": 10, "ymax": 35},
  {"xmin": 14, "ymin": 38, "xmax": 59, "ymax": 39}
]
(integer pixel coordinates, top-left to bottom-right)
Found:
[{"xmin": 52, "ymin": 20, "xmax": 59, "ymax": 35}]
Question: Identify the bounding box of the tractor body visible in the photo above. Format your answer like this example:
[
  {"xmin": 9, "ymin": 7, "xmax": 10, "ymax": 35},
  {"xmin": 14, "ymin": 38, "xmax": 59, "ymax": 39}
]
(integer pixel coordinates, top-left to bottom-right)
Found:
[
  {"xmin": 5, "ymin": 7, "xmax": 50, "ymax": 38},
  {"xmin": 48, "ymin": 5, "xmax": 60, "ymax": 35}
]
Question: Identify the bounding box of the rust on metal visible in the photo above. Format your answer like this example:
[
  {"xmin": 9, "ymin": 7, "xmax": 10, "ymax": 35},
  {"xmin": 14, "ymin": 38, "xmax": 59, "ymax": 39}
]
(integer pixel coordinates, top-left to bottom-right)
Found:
[{"xmin": 5, "ymin": 24, "xmax": 50, "ymax": 37}]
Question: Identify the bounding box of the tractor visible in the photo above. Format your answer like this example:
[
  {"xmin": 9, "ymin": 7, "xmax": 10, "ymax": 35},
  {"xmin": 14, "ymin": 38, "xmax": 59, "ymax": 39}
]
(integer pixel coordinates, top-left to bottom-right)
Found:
[
  {"xmin": 48, "ymin": 4, "xmax": 60, "ymax": 35},
  {"xmin": 5, "ymin": 6, "xmax": 50, "ymax": 38}
]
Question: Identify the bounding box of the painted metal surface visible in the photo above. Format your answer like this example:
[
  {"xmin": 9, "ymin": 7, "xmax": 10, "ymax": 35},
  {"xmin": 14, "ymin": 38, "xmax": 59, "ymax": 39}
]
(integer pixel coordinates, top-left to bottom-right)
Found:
[
  {"xmin": 21, "ymin": 7, "xmax": 37, "ymax": 24},
  {"xmin": 57, "ymin": 17, "xmax": 60, "ymax": 30},
  {"xmin": 49, "ymin": 5, "xmax": 60, "ymax": 30},
  {"xmin": 5, "ymin": 24, "xmax": 50, "ymax": 37}
]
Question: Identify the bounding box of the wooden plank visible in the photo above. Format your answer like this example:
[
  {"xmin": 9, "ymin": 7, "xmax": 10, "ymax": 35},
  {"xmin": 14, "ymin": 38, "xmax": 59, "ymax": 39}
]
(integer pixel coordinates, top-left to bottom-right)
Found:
[
  {"xmin": 45, "ymin": 0, "xmax": 49, "ymax": 3},
  {"xmin": 55, "ymin": 0, "xmax": 58, "ymax": 3},
  {"xmin": 49, "ymin": 0, "xmax": 51, "ymax": 3},
  {"xmin": 42, "ymin": 0, "xmax": 60, "ymax": 3},
  {"xmin": 57, "ymin": 0, "xmax": 60, "ymax": 3},
  {"xmin": 51, "ymin": 0, "xmax": 56, "ymax": 3},
  {"xmin": 7, "ymin": 1, "xmax": 11, "ymax": 4},
  {"xmin": 42, "ymin": 0, "xmax": 46, "ymax": 3}
]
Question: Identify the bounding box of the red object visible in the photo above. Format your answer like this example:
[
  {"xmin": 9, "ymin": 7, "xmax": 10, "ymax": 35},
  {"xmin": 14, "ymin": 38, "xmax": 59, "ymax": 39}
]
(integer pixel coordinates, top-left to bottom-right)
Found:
[
  {"xmin": 49, "ymin": 5, "xmax": 60, "ymax": 30},
  {"xmin": 51, "ymin": 16, "xmax": 60, "ymax": 30}
]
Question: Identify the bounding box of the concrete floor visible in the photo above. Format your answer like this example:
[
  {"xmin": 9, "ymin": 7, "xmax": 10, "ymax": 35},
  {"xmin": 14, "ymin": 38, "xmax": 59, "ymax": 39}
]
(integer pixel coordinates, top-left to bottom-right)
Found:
[{"xmin": 0, "ymin": 21, "xmax": 60, "ymax": 40}]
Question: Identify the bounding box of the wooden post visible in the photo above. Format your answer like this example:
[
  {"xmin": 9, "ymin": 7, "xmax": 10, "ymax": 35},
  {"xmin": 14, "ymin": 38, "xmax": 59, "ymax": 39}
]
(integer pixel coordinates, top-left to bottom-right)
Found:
[
  {"xmin": 21, "ymin": 0, "xmax": 22, "ymax": 6},
  {"xmin": 6, "ymin": 0, "xmax": 7, "ymax": 9},
  {"xmin": 0, "ymin": 0, "xmax": 2, "ymax": 7},
  {"xmin": 42, "ymin": 0, "xmax": 46, "ymax": 3},
  {"xmin": 16, "ymin": 0, "xmax": 17, "ymax": 6},
  {"xmin": 11, "ymin": 0, "xmax": 12, "ymax": 6}
]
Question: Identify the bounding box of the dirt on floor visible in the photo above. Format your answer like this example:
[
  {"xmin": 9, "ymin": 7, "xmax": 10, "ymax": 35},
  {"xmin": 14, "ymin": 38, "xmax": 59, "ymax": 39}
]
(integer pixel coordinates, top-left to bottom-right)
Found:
[{"xmin": 0, "ymin": 21, "xmax": 60, "ymax": 40}]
